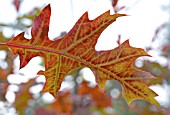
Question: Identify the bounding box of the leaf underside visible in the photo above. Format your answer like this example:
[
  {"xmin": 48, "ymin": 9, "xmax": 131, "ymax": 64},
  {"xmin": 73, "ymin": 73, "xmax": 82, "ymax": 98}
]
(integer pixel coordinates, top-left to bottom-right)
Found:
[{"xmin": 7, "ymin": 4, "xmax": 160, "ymax": 107}]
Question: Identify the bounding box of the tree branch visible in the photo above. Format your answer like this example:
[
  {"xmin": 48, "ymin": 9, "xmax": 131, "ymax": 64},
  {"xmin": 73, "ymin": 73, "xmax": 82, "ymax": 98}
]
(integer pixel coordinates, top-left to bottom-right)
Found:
[{"xmin": 0, "ymin": 42, "xmax": 7, "ymax": 45}]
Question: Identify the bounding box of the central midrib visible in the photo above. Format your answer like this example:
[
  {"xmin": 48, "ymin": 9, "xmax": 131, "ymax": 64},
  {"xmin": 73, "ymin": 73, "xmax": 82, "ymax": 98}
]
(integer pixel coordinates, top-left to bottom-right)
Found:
[{"xmin": 7, "ymin": 42, "xmax": 120, "ymax": 79}]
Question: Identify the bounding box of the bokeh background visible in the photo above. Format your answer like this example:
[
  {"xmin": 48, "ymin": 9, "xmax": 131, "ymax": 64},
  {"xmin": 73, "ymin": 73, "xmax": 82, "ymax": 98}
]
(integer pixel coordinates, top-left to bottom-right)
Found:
[{"xmin": 0, "ymin": 0, "xmax": 170, "ymax": 114}]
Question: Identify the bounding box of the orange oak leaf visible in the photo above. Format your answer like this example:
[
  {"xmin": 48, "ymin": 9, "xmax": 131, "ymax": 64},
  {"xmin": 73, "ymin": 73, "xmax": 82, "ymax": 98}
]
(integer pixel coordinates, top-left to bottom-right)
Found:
[
  {"xmin": 78, "ymin": 81, "xmax": 111, "ymax": 108},
  {"xmin": 51, "ymin": 91, "xmax": 72, "ymax": 113},
  {"xmin": 7, "ymin": 4, "xmax": 160, "ymax": 107}
]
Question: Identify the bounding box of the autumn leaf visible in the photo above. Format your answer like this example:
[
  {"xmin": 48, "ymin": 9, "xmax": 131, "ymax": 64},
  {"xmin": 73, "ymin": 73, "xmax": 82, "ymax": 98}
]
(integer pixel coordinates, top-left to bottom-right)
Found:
[
  {"xmin": 13, "ymin": 0, "xmax": 21, "ymax": 12},
  {"xmin": 51, "ymin": 91, "xmax": 72, "ymax": 113},
  {"xmin": 112, "ymin": 0, "xmax": 119, "ymax": 7},
  {"xmin": 0, "ymin": 83, "xmax": 8, "ymax": 101},
  {"xmin": 34, "ymin": 107, "xmax": 56, "ymax": 115},
  {"xmin": 14, "ymin": 78, "xmax": 35, "ymax": 115},
  {"xmin": 7, "ymin": 4, "xmax": 159, "ymax": 107},
  {"xmin": 111, "ymin": 0, "xmax": 125, "ymax": 13},
  {"xmin": 35, "ymin": 91, "xmax": 72, "ymax": 115},
  {"xmin": 0, "ymin": 52, "xmax": 15, "ymax": 80},
  {"xmin": 0, "ymin": 69, "xmax": 8, "ymax": 80},
  {"xmin": 78, "ymin": 81, "xmax": 111, "ymax": 108}
]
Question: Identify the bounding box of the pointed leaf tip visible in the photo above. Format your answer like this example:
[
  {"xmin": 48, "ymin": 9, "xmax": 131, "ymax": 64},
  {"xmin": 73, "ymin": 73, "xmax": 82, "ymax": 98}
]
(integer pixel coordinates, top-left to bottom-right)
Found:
[
  {"xmin": 44, "ymin": 4, "xmax": 51, "ymax": 11},
  {"xmin": 113, "ymin": 13, "xmax": 127, "ymax": 18}
]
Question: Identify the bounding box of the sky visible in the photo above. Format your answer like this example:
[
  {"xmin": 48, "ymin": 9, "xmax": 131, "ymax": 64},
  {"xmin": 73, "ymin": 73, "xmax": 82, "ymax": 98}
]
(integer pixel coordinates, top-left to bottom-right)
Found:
[{"xmin": 0, "ymin": 0, "xmax": 170, "ymax": 110}]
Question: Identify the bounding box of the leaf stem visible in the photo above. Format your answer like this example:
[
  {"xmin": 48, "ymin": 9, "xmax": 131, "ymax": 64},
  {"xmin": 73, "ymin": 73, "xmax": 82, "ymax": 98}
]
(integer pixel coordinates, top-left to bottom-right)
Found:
[{"xmin": 0, "ymin": 42, "xmax": 7, "ymax": 46}]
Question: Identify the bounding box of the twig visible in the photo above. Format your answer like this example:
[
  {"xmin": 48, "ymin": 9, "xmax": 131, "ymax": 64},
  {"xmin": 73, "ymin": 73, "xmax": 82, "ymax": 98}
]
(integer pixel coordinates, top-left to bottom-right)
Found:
[{"xmin": 0, "ymin": 42, "xmax": 7, "ymax": 46}]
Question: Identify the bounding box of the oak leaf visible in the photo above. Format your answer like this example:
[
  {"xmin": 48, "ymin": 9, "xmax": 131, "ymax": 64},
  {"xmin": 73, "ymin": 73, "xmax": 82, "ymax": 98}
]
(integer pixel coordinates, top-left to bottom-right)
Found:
[
  {"xmin": 51, "ymin": 91, "xmax": 72, "ymax": 113},
  {"xmin": 78, "ymin": 81, "xmax": 111, "ymax": 107},
  {"xmin": 14, "ymin": 78, "xmax": 35, "ymax": 115},
  {"xmin": 7, "ymin": 4, "xmax": 159, "ymax": 107},
  {"xmin": 13, "ymin": 0, "xmax": 21, "ymax": 12}
]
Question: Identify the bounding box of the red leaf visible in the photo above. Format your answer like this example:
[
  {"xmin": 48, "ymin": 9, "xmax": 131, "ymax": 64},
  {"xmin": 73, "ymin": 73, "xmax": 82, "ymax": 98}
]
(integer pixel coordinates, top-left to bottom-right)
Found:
[
  {"xmin": 112, "ymin": 0, "xmax": 119, "ymax": 7},
  {"xmin": 51, "ymin": 91, "xmax": 72, "ymax": 113},
  {"xmin": 78, "ymin": 81, "xmax": 112, "ymax": 107},
  {"xmin": 13, "ymin": 0, "xmax": 21, "ymax": 12}
]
